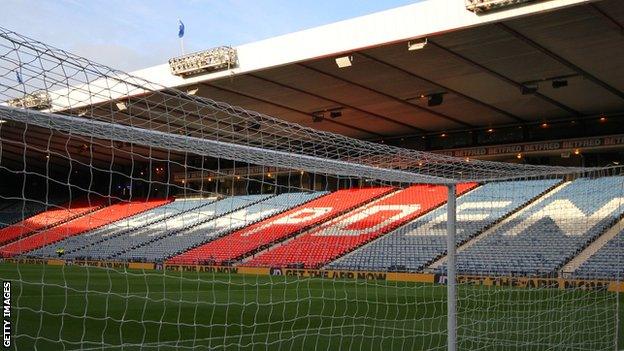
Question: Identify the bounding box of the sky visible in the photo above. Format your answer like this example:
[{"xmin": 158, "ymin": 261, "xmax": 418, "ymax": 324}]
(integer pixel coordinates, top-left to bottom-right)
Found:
[{"xmin": 1, "ymin": 0, "xmax": 418, "ymax": 72}]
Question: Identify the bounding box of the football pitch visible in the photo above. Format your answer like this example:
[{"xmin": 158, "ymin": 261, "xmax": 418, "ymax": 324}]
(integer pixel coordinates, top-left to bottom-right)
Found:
[{"xmin": 0, "ymin": 263, "xmax": 621, "ymax": 350}]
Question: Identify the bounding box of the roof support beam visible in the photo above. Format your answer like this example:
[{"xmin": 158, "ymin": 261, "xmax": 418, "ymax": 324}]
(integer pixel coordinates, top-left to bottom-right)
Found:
[
  {"xmin": 15, "ymin": 107, "xmax": 191, "ymax": 162},
  {"xmin": 428, "ymin": 39, "xmax": 581, "ymax": 116},
  {"xmin": 497, "ymin": 23, "xmax": 624, "ymax": 101},
  {"xmin": 0, "ymin": 141, "xmax": 115, "ymax": 171},
  {"xmin": 0, "ymin": 148, "xmax": 76, "ymax": 175},
  {"xmin": 247, "ymin": 73, "xmax": 426, "ymax": 134},
  {"xmin": 0, "ymin": 127, "xmax": 136, "ymax": 165},
  {"xmin": 589, "ymin": 3, "xmax": 624, "ymax": 36},
  {"xmin": 297, "ymin": 62, "xmax": 475, "ymax": 127},
  {"xmin": 203, "ymin": 82, "xmax": 385, "ymax": 138},
  {"xmin": 355, "ymin": 52, "xmax": 526, "ymax": 123},
  {"xmin": 376, "ymin": 110, "xmax": 624, "ymax": 144}
]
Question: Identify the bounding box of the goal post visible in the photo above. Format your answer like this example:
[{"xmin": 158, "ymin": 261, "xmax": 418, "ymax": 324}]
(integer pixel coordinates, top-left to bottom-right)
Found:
[{"xmin": 447, "ymin": 184, "xmax": 457, "ymax": 351}]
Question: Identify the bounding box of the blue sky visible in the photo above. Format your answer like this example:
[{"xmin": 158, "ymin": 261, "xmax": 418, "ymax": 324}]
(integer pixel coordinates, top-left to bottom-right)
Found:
[{"xmin": 2, "ymin": 0, "xmax": 418, "ymax": 71}]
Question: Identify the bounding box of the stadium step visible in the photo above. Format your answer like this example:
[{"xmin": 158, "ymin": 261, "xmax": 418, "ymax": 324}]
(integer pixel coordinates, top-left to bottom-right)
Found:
[
  {"xmin": 0, "ymin": 197, "xmax": 110, "ymax": 247},
  {"xmin": 0, "ymin": 199, "xmax": 59, "ymax": 228},
  {"xmin": 0, "ymin": 199, "xmax": 171, "ymax": 257},
  {"xmin": 427, "ymin": 179, "xmax": 567, "ymax": 271},
  {"xmin": 109, "ymin": 194, "xmax": 278, "ymax": 260},
  {"xmin": 561, "ymin": 216, "xmax": 624, "ymax": 275},
  {"xmin": 167, "ymin": 191, "xmax": 334, "ymax": 265},
  {"xmin": 236, "ymin": 187, "xmax": 398, "ymax": 266},
  {"xmin": 243, "ymin": 184, "xmax": 480, "ymax": 269},
  {"xmin": 160, "ymin": 194, "xmax": 313, "ymax": 261},
  {"xmin": 61, "ymin": 197, "xmax": 212, "ymax": 255},
  {"xmin": 321, "ymin": 183, "xmax": 479, "ymax": 270}
]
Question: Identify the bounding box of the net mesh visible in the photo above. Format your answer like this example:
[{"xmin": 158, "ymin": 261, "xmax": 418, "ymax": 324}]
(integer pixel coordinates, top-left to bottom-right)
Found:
[{"xmin": 0, "ymin": 26, "xmax": 621, "ymax": 351}]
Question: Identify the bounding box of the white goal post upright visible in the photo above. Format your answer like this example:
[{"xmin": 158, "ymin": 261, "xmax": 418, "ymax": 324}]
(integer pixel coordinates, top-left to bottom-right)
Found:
[{"xmin": 447, "ymin": 183, "xmax": 457, "ymax": 351}]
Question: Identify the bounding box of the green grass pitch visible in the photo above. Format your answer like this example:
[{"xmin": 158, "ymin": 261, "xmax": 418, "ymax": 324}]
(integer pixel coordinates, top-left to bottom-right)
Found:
[{"xmin": 0, "ymin": 263, "xmax": 621, "ymax": 350}]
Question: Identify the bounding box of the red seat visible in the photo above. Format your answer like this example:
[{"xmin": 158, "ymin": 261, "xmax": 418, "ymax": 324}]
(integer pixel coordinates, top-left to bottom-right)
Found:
[
  {"xmin": 0, "ymin": 199, "xmax": 171, "ymax": 256},
  {"xmin": 168, "ymin": 187, "xmax": 394, "ymax": 265},
  {"xmin": 245, "ymin": 183, "xmax": 476, "ymax": 268},
  {"xmin": 0, "ymin": 198, "xmax": 108, "ymax": 246}
]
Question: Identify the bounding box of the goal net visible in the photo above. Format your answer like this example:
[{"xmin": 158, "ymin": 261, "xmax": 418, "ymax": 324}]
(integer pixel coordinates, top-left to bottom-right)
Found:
[{"xmin": 0, "ymin": 27, "xmax": 621, "ymax": 350}]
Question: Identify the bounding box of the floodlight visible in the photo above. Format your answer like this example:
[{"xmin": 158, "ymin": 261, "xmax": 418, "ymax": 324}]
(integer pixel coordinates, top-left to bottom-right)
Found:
[
  {"xmin": 169, "ymin": 46, "xmax": 238, "ymax": 77},
  {"xmin": 408, "ymin": 38, "xmax": 427, "ymax": 51},
  {"xmin": 7, "ymin": 90, "xmax": 51, "ymax": 110},
  {"xmin": 187, "ymin": 87, "xmax": 199, "ymax": 95},
  {"xmin": 335, "ymin": 56, "xmax": 353, "ymax": 68},
  {"xmin": 466, "ymin": 0, "xmax": 537, "ymax": 13}
]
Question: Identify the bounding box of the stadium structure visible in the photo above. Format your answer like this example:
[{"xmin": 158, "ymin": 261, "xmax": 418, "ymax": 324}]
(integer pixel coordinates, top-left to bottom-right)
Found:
[{"xmin": 0, "ymin": 0, "xmax": 622, "ymax": 350}]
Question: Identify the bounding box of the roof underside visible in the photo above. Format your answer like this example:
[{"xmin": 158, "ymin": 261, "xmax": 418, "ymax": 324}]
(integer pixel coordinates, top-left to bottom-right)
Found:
[
  {"xmin": 1, "ymin": 0, "xmax": 623, "ymax": 174},
  {"xmin": 172, "ymin": 0, "xmax": 624, "ymax": 140}
]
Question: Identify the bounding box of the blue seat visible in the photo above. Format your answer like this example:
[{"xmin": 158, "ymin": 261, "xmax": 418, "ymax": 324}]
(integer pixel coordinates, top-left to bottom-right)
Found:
[{"xmin": 328, "ymin": 179, "xmax": 560, "ymax": 272}]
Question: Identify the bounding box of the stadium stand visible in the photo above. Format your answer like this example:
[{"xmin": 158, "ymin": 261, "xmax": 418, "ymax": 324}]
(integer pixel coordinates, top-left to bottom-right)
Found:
[
  {"xmin": 168, "ymin": 188, "xmax": 390, "ymax": 265},
  {"xmin": 114, "ymin": 192, "xmax": 327, "ymax": 262},
  {"xmin": 327, "ymin": 179, "xmax": 559, "ymax": 272},
  {"xmin": 0, "ymin": 199, "xmax": 60, "ymax": 228},
  {"xmin": 0, "ymin": 197, "xmax": 107, "ymax": 246},
  {"xmin": 58, "ymin": 195, "xmax": 271, "ymax": 260},
  {"xmin": 572, "ymin": 228, "xmax": 623, "ymax": 280},
  {"xmin": 26, "ymin": 197, "xmax": 219, "ymax": 259},
  {"xmin": 452, "ymin": 176, "xmax": 624, "ymax": 276},
  {"xmin": 245, "ymin": 184, "xmax": 475, "ymax": 269},
  {"xmin": 0, "ymin": 199, "xmax": 170, "ymax": 257}
]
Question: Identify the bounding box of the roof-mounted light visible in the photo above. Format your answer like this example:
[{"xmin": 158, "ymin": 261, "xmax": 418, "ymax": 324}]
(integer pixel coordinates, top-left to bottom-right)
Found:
[
  {"xmin": 115, "ymin": 101, "xmax": 127, "ymax": 111},
  {"xmin": 7, "ymin": 90, "xmax": 51, "ymax": 110},
  {"xmin": 407, "ymin": 38, "xmax": 427, "ymax": 51},
  {"xmin": 465, "ymin": 0, "xmax": 543, "ymax": 13},
  {"xmin": 169, "ymin": 46, "xmax": 238, "ymax": 77},
  {"xmin": 335, "ymin": 56, "xmax": 353, "ymax": 68},
  {"xmin": 186, "ymin": 87, "xmax": 199, "ymax": 95}
]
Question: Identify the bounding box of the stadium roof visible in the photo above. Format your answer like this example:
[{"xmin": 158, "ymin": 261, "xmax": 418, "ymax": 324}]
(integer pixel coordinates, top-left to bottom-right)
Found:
[
  {"xmin": 123, "ymin": 0, "xmax": 624, "ymax": 141},
  {"xmin": 1, "ymin": 0, "xmax": 623, "ymax": 176}
]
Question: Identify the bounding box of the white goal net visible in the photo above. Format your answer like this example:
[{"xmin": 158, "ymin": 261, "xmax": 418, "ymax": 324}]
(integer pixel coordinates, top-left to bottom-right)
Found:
[{"xmin": 0, "ymin": 27, "xmax": 620, "ymax": 351}]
